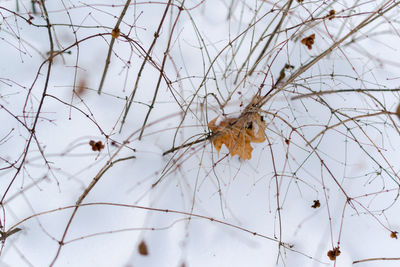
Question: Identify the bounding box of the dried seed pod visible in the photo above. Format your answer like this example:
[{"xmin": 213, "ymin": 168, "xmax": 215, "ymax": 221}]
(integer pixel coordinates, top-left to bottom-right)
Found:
[
  {"xmin": 89, "ymin": 140, "xmax": 105, "ymax": 152},
  {"xmin": 327, "ymin": 9, "xmax": 336, "ymax": 20},
  {"xmin": 301, "ymin": 34, "xmax": 315, "ymax": 50},
  {"xmin": 111, "ymin": 27, "xmax": 120, "ymax": 38},
  {"xmin": 327, "ymin": 247, "xmax": 341, "ymax": 261}
]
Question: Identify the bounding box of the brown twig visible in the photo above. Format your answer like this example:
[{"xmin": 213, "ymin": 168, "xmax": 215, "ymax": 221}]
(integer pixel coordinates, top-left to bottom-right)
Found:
[
  {"xmin": 97, "ymin": 0, "xmax": 132, "ymax": 94},
  {"xmin": 138, "ymin": 0, "xmax": 186, "ymax": 139},
  {"xmin": 353, "ymin": 257, "xmax": 400, "ymax": 264},
  {"xmin": 119, "ymin": 0, "xmax": 173, "ymax": 133}
]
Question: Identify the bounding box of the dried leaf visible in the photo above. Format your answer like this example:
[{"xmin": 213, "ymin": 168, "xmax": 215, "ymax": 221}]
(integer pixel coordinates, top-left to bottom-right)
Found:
[
  {"xmin": 208, "ymin": 112, "xmax": 266, "ymax": 160},
  {"xmin": 391, "ymin": 231, "xmax": 398, "ymax": 239},
  {"xmin": 301, "ymin": 34, "xmax": 315, "ymax": 50},
  {"xmin": 327, "ymin": 247, "xmax": 341, "ymax": 261},
  {"xmin": 138, "ymin": 240, "xmax": 149, "ymax": 255},
  {"xmin": 311, "ymin": 200, "xmax": 320, "ymax": 208}
]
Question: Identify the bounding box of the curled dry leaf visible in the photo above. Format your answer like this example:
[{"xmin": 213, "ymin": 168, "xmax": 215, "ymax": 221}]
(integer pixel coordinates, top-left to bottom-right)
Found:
[
  {"xmin": 301, "ymin": 34, "xmax": 315, "ymax": 50},
  {"xmin": 311, "ymin": 200, "xmax": 321, "ymax": 208},
  {"xmin": 327, "ymin": 247, "xmax": 341, "ymax": 261},
  {"xmin": 208, "ymin": 112, "xmax": 266, "ymax": 160},
  {"xmin": 138, "ymin": 240, "xmax": 149, "ymax": 255},
  {"xmin": 391, "ymin": 231, "xmax": 398, "ymax": 239}
]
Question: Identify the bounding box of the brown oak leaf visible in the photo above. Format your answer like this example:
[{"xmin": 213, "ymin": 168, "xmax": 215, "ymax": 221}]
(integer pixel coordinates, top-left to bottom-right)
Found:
[{"xmin": 208, "ymin": 112, "xmax": 266, "ymax": 160}]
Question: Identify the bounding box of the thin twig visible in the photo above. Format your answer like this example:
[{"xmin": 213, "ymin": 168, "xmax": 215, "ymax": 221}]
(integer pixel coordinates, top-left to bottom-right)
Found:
[
  {"xmin": 97, "ymin": 0, "xmax": 131, "ymax": 94},
  {"xmin": 119, "ymin": 0, "xmax": 173, "ymax": 132},
  {"xmin": 248, "ymin": 0, "xmax": 293, "ymax": 76},
  {"xmin": 1, "ymin": 0, "xmax": 55, "ymax": 203},
  {"xmin": 138, "ymin": 0, "xmax": 186, "ymax": 139},
  {"xmin": 291, "ymin": 88, "xmax": 400, "ymax": 100},
  {"xmin": 353, "ymin": 257, "xmax": 400, "ymax": 264},
  {"xmin": 259, "ymin": 0, "xmax": 400, "ymax": 107}
]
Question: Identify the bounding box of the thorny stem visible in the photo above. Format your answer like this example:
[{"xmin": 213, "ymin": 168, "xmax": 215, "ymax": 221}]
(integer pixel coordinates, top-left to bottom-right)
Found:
[
  {"xmin": 119, "ymin": 0, "xmax": 173, "ymax": 133},
  {"xmin": 162, "ymin": 136, "xmax": 209, "ymax": 156},
  {"xmin": 138, "ymin": 1, "xmax": 186, "ymax": 139},
  {"xmin": 259, "ymin": 0, "xmax": 400, "ymax": 107},
  {"xmin": 1, "ymin": 0, "xmax": 54, "ymax": 203},
  {"xmin": 265, "ymin": 134, "xmax": 283, "ymax": 263},
  {"xmin": 9, "ymin": 202, "xmax": 289, "ymax": 246},
  {"xmin": 248, "ymin": 0, "xmax": 293, "ymax": 77},
  {"xmin": 353, "ymin": 257, "xmax": 400, "ymax": 264},
  {"xmin": 291, "ymin": 87, "xmax": 400, "ymax": 100}
]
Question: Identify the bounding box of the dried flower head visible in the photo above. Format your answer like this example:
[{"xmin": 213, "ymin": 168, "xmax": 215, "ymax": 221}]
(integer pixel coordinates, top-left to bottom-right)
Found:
[
  {"xmin": 89, "ymin": 140, "xmax": 105, "ymax": 152},
  {"xmin": 327, "ymin": 9, "xmax": 336, "ymax": 20},
  {"xmin": 301, "ymin": 34, "xmax": 315, "ymax": 50},
  {"xmin": 327, "ymin": 247, "xmax": 341, "ymax": 261},
  {"xmin": 111, "ymin": 27, "xmax": 120, "ymax": 38}
]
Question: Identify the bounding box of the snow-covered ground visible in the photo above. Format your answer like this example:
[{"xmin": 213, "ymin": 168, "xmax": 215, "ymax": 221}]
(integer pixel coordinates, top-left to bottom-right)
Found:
[{"xmin": 1, "ymin": 1, "xmax": 400, "ymax": 266}]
